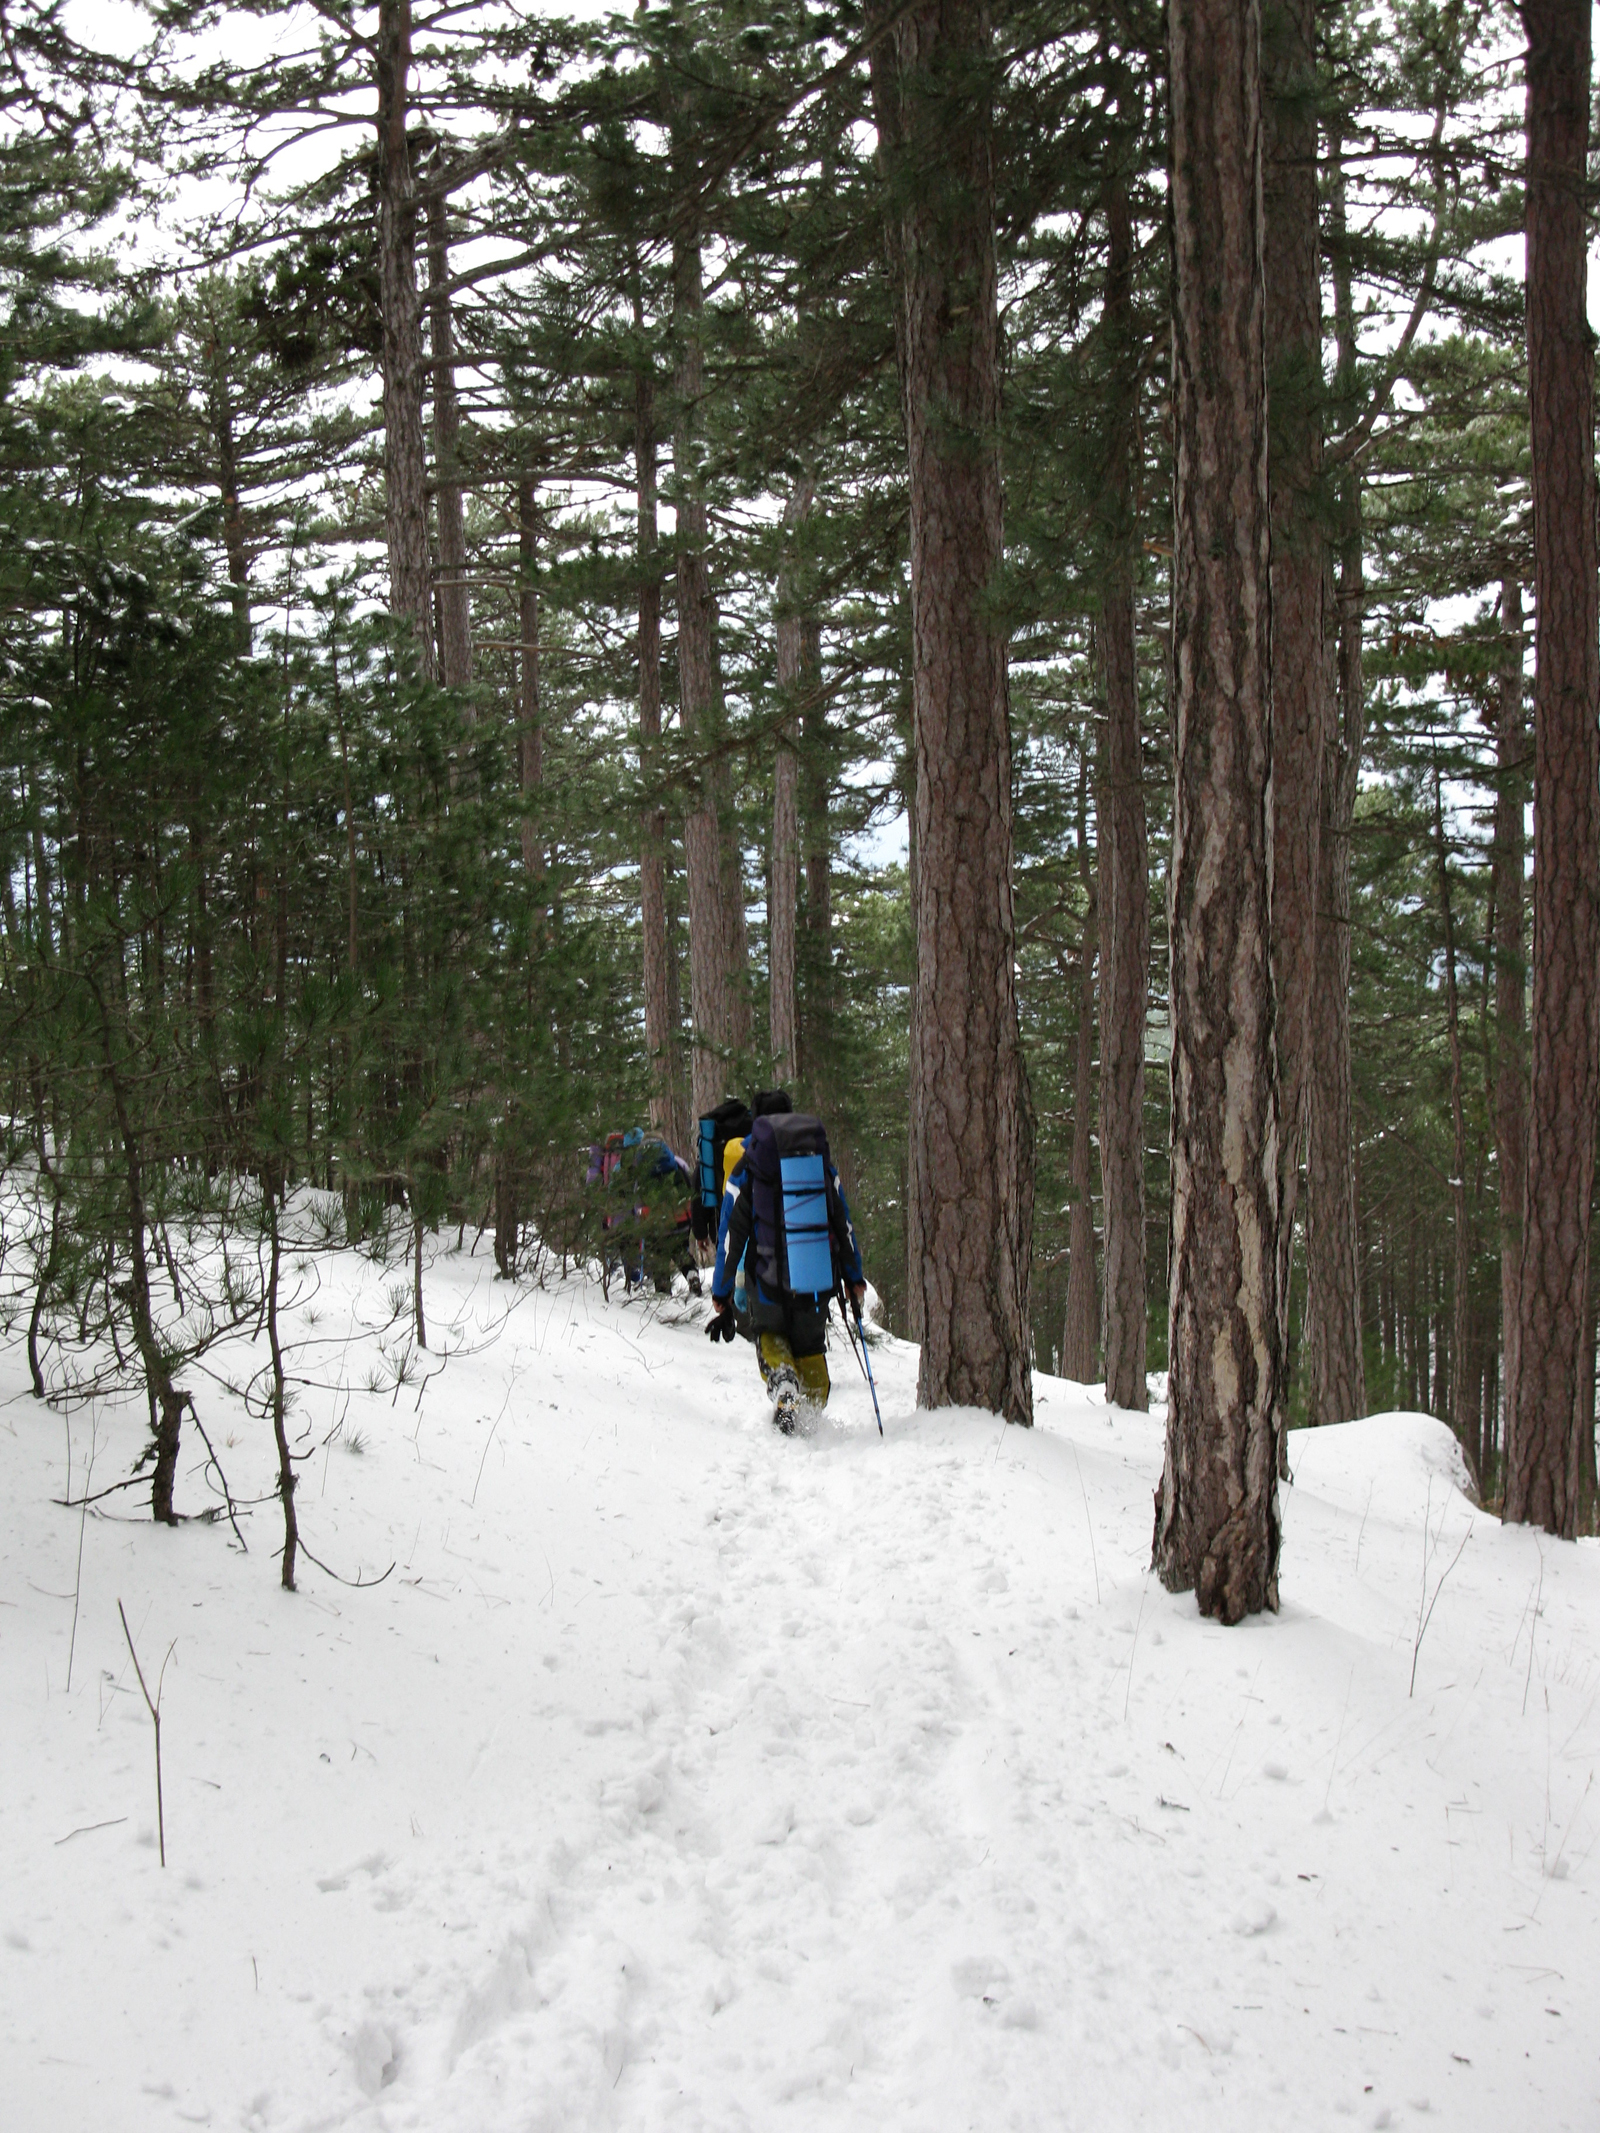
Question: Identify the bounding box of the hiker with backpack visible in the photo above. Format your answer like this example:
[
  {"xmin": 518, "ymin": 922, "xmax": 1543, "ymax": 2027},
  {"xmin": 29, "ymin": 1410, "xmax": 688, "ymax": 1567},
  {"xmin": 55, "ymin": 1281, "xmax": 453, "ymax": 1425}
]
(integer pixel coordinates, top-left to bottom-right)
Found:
[
  {"xmin": 584, "ymin": 1128, "xmax": 698, "ymax": 1294},
  {"xmin": 704, "ymin": 1087, "xmax": 867, "ymax": 1430}
]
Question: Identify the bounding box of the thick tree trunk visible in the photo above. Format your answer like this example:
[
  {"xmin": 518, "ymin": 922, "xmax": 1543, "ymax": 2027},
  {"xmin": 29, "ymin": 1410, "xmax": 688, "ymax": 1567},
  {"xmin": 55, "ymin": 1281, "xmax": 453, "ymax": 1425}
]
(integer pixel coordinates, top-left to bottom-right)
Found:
[
  {"xmin": 636, "ymin": 354, "xmax": 680, "ymax": 1152},
  {"xmin": 1098, "ymin": 172, "xmax": 1149, "ymax": 1412},
  {"xmin": 1305, "ymin": 143, "xmax": 1367, "ymax": 1428},
  {"xmin": 1435, "ymin": 766, "xmax": 1478, "ymax": 1479},
  {"xmin": 1508, "ymin": 0, "xmax": 1600, "ymax": 1537},
  {"xmin": 770, "ymin": 743, "xmax": 799, "ymax": 1083},
  {"xmin": 871, "ymin": 0, "xmax": 1033, "ymax": 1424},
  {"xmin": 426, "ymin": 188, "xmax": 472, "ymax": 694},
  {"xmin": 1262, "ymin": 0, "xmax": 1325, "ymax": 1375},
  {"xmin": 1152, "ymin": 0, "xmax": 1282, "ymax": 1619},
  {"xmin": 1062, "ymin": 752, "xmax": 1100, "ymax": 1380},
  {"xmin": 1493, "ymin": 579, "xmax": 1528, "ymax": 1468},
  {"xmin": 517, "ymin": 477, "xmax": 542, "ymax": 878},
  {"xmin": 770, "ymin": 479, "xmax": 814, "ymax": 1086},
  {"xmin": 671, "ymin": 233, "xmax": 735, "ymax": 1117},
  {"xmin": 800, "ymin": 656, "xmax": 832, "ymax": 1097},
  {"xmin": 374, "ymin": 0, "xmax": 433, "ymax": 677}
]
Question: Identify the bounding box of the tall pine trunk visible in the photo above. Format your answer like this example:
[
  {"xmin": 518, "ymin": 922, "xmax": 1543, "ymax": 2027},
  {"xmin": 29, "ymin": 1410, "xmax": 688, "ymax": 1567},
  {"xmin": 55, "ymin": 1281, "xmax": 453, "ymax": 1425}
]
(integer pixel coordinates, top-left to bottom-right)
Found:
[
  {"xmin": 1063, "ymin": 743, "xmax": 1099, "ymax": 1381},
  {"xmin": 1153, "ymin": 0, "xmax": 1283, "ymax": 1619},
  {"xmin": 426, "ymin": 187, "xmax": 472, "ymax": 694},
  {"xmin": 517, "ymin": 477, "xmax": 542, "ymax": 878},
  {"xmin": 1098, "ymin": 170, "xmax": 1149, "ymax": 1411},
  {"xmin": 1305, "ymin": 147, "xmax": 1368, "ymax": 1427},
  {"xmin": 871, "ymin": 0, "xmax": 1033, "ymax": 1424},
  {"xmin": 1434, "ymin": 765, "xmax": 1477, "ymax": 1480},
  {"xmin": 801, "ymin": 650, "xmax": 833, "ymax": 1098},
  {"xmin": 636, "ymin": 352, "xmax": 680, "ymax": 1152},
  {"xmin": 1508, "ymin": 0, "xmax": 1600, "ymax": 1536},
  {"xmin": 1493, "ymin": 579, "xmax": 1528, "ymax": 1480},
  {"xmin": 671, "ymin": 232, "xmax": 735, "ymax": 1116},
  {"xmin": 374, "ymin": 0, "xmax": 433, "ymax": 676},
  {"xmin": 1262, "ymin": 0, "xmax": 1326, "ymax": 1384},
  {"xmin": 770, "ymin": 477, "xmax": 814, "ymax": 1087},
  {"xmin": 202, "ymin": 327, "xmax": 252, "ymax": 655}
]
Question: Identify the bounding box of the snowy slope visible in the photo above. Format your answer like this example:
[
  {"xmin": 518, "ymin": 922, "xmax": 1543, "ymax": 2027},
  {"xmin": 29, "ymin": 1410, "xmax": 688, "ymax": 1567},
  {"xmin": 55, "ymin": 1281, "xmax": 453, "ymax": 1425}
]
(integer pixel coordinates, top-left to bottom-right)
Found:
[{"xmin": 3, "ymin": 1229, "xmax": 1598, "ymax": 2131}]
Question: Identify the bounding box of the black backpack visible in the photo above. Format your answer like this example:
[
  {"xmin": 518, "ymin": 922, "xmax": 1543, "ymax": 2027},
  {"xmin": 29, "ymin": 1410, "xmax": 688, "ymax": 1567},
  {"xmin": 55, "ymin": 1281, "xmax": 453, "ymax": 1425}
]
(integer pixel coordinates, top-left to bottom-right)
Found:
[
  {"xmin": 691, "ymin": 1097, "xmax": 753, "ymax": 1243},
  {"xmin": 742, "ymin": 1111, "xmax": 840, "ymax": 1301}
]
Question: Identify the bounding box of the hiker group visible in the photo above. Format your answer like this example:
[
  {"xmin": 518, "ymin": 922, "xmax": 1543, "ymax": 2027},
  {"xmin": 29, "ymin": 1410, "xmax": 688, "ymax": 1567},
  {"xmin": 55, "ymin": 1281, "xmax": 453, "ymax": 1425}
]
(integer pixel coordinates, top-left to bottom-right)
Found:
[{"xmin": 588, "ymin": 1088, "xmax": 869, "ymax": 1433}]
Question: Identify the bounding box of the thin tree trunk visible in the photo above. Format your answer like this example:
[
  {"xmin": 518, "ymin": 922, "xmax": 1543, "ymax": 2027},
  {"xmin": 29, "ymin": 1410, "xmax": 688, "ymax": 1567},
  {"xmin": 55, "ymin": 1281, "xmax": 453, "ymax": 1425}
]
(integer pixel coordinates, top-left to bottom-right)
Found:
[
  {"xmin": 202, "ymin": 329, "xmax": 252, "ymax": 655},
  {"xmin": 1152, "ymin": 0, "xmax": 1282, "ymax": 1619},
  {"xmin": 1508, "ymin": 0, "xmax": 1600, "ymax": 1537},
  {"xmin": 374, "ymin": 0, "xmax": 433, "ymax": 676},
  {"xmin": 870, "ymin": 0, "xmax": 1033, "ymax": 1424},
  {"xmin": 671, "ymin": 232, "xmax": 734, "ymax": 1116},
  {"xmin": 92, "ymin": 970, "xmax": 183, "ymax": 1524},
  {"xmin": 518, "ymin": 477, "xmax": 543, "ymax": 878},
  {"xmin": 635, "ymin": 348, "xmax": 679, "ymax": 1150},
  {"xmin": 1098, "ymin": 170, "xmax": 1149, "ymax": 1412},
  {"xmin": 1262, "ymin": 0, "xmax": 1326, "ymax": 1375},
  {"xmin": 1493, "ymin": 578, "xmax": 1528, "ymax": 1456},
  {"xmin": 426, "ymin": 187, "xmax": 472, "ymax": 694},
  {"xmin": 265, "ymin": 1186, "xmax": 299, "ymax": 1589},
  {"xmin": 1305, "ymin": 138, "xmax": 1367, "ymax": 1428}
]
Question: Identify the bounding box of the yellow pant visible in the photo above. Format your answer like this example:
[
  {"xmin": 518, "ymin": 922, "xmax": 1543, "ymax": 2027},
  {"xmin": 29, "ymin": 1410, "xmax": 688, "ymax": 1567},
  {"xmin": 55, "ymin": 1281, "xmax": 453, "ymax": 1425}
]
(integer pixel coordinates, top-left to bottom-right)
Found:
[{"xmin": 756, "ymin": 1332, "xmax": 830, "ymax": 1408}]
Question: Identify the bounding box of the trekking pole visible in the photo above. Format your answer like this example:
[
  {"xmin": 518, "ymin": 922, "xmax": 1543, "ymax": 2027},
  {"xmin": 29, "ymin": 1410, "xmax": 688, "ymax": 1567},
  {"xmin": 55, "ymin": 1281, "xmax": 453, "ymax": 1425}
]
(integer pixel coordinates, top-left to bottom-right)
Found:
[{"xmin": 847, "ymin": 1293, "xmax": 884, "ymax": 1436}]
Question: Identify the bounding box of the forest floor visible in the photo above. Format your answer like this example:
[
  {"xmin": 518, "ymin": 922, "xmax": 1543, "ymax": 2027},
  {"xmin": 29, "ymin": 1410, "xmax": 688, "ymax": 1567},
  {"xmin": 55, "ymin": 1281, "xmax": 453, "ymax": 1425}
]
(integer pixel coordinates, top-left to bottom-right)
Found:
[{"xmin": 3, "ymin": 1218, "xmax": 1598, "ymax": 2131}]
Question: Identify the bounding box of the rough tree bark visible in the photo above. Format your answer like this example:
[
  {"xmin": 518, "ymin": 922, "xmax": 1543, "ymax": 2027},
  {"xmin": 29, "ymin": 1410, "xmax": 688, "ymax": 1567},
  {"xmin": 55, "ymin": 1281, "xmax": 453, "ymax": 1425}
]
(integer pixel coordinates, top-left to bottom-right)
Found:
[
  {"xmin": 671, "ymin": 232, "xmax": 736, "ymax": 1117},
  {"xmin": 374, "ymin": 0, "xmax": 433, "ymax": 676},
  {"xmin": 800, "ymin": 642, "xmax": 833, "ymax": 1100},
  {"xmin": 1262, "ymin": 0, "xmax": 1325, "ymax": 1380},
  {"xmin": 870, "ymin": 0, "xmax": 1034, "ymax": 1424},
  {"xmin": 1508, "ymin": 0, "xmax": 1600, "ymax": 1537},
  {"xmin": 1062, "ymin": 741, "xmax": 1100, "ymax": 1381},
  {"xmin": 1305, "ymin": 139, "xmax": 1367, "ymax": 1428},
  {"xmin": 1152, "ymin": 0, "xmax": 1283, "ymax": 1618},
  {"xmin": 770, "ymin": 478, "xmax": 815, "ymax": 1087},
  {"xmin": 1098, "ymin": 170, "xmax": 1149, "ymax": 1411},
  {"xmin": 1492, "ymin": 579, "xmax": 1527, "ymax": 1471},
  {"xmin": 636, "ymin": 349, "xmax": 680, "ymax": 1152},
  {"xmin": 426, "ymin": 186, "xmax": 472, "ymax": 694},
  {"xmin": 1434, "ymin": 765, "xmax": 1478, "ymax": 1479}
]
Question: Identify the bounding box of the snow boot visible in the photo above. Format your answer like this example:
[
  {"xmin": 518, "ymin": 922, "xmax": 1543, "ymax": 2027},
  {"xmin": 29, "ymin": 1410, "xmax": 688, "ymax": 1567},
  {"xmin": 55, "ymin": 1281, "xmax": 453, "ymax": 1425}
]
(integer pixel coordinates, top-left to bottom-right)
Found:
[{"xmin": 769, "ymin": 1364, "xmax": 802, "ymax": 1434}]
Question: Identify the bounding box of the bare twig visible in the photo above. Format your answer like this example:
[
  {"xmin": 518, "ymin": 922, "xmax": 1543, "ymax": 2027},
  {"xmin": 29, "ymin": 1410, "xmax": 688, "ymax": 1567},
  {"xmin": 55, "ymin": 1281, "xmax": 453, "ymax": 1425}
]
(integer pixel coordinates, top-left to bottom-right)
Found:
[
  {"xmin": 117, "ymin": 1601, "xmax": 174, "ymax": 1867},
  {"xmin": 187, "ymin": 1400, "xmax": 247, "ymax": 1552},
  {"xmin": 1523, "ymin": 1546, "xmax": 1545, "ymax": 1719},
  {"xmin": 1070, "ymin": 1443, "xmax": 1100, "ymax": 1604},
  {"xmin": 66, "ymin": 1413, "xmax": 97, "ymax": 1694},
  {"xmin": 1124, "ymin": 1576, "xmax": 1148, "ymax": 1721},
  {"xmin": 1410, "ymin": 1520, "xmax": 1472, "ymax": 1698},
  {"xmin": 295, "ymin": 1540, "xmax": 395, "ymax": 1590},
  {"xmin": 54, "ymin": 1816, "xmax": 128, "ymax": 1845}
]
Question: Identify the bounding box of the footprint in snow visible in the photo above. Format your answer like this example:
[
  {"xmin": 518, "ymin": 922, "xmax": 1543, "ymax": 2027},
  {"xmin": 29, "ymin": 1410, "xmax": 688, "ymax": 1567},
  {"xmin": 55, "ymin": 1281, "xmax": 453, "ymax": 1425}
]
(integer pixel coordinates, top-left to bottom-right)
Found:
[{"xmin": 1229, "ymin": 1899, "xmax": 1277, "ymax": 1937}]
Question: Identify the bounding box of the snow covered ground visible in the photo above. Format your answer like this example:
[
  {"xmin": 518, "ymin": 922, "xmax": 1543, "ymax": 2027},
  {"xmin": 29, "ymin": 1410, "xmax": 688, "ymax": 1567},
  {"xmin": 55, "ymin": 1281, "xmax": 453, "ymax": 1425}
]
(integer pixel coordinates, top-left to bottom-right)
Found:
[{"xmin": 3, "ymin": 1226, "xmax": 1598, "ymax": 2131}]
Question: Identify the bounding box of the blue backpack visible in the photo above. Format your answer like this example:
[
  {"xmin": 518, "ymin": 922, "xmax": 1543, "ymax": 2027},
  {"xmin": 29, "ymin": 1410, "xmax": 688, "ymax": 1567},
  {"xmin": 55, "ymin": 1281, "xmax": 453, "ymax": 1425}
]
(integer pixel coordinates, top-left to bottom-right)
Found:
[
  {"xmin": 743, "ymin": 1112, "xmax": 840, "ymax": 1301},
  {"xmin": 691, "ymin": 1098, "xmax": 752, "ymax": 1244}
]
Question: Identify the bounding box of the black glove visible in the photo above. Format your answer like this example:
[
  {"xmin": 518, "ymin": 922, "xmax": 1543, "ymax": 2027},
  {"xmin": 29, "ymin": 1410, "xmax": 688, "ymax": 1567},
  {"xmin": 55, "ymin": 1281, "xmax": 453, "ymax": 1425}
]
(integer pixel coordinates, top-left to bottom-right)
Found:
[{"xmin": 705, "ymin": 1304, "xmax": 737, "ymax": 1343}]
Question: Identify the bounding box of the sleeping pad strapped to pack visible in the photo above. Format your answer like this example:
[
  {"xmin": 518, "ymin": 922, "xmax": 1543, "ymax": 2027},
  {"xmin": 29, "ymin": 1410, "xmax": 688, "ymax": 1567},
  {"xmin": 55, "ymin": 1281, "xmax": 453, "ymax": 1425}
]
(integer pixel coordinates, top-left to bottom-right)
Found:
[
  {"xmin": 692, "ymin": 1098, "xmax": 752, "ymax": 1244},
  {"xmin": 741, "ymin": 1111, "xmax": 842, "ymax": 1302}
]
